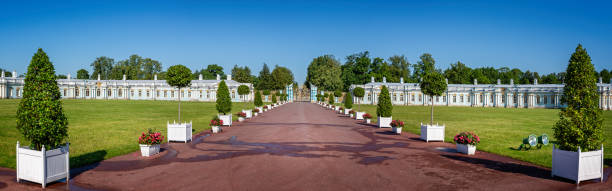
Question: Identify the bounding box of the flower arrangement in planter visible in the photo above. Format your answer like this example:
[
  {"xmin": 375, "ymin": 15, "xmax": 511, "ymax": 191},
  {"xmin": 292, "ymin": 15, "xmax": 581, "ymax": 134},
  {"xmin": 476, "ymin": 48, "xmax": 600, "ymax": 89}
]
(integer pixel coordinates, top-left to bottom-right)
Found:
[
  {"xmin": 348, "ymin": 110, "xmax": 356, "ymax": 118},
  {"xmin": 237, "ymin": 112, "xmax": 247, "ymax": 122},
  {"xmin": 263, "ymin": 105, "xmax": 269, "ymax": 111},
  {"xmin": 252, "ymin": 108, "xmax": 260, "ymax": 116},
  {"xmin": 454, "ymin": 132, "xmax": 480, "ymax": 155},
  {"xmin": 391, "ymin": 120, "xmax": 404, "ymax": 134},
  {"xmin": 139, "ymin": 129, "xmax": 164, "ymax": 157},
  {"xmin": 210, "ymin": 116, "xmax": 223, "ymax": 133},
  {"xmin": 344, "ymin": 93, "xmax": 353, "ymax": 115},
  {"xmin": 339, "ymin": 107, "xmax": 344, "ymax": 114},
  {"xmin": 363, "ymin": 113, "xmax": 372, "ymax": 124}
]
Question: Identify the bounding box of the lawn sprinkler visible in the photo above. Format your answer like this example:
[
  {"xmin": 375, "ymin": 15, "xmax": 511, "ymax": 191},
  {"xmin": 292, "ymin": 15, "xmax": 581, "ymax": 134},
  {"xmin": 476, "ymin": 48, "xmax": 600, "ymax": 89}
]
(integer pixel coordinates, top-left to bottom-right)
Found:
[
  {"xmin": 518, "ymin": 134, "xmax": 537, "ymax": 150},
  {"xmin": 536, "ymin": 134, "xmax": 549, "ymax": 149}
]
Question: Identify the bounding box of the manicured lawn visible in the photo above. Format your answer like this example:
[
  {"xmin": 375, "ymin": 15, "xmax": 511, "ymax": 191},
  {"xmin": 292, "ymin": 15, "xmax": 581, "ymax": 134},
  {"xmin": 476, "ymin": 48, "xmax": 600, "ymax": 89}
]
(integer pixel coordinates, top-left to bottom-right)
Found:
[
  {"xmin": 0, "ymin": 99, "xmax": 258, "ymax": 169},
  {"xmin": 349, "ymin": 104, "xmax": 612, "ymax": 168}
]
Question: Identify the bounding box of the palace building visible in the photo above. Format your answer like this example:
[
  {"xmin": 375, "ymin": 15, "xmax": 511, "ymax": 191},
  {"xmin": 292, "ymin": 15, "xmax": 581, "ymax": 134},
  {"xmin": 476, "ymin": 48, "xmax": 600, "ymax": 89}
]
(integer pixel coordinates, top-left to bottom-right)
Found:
[
  {"xmin": 310, "ymin": 76, "xmax": 612, "ymax": 110},
  {"xmin": 0, "ymin": 71, "xmax": 256, "ymax": 102}
]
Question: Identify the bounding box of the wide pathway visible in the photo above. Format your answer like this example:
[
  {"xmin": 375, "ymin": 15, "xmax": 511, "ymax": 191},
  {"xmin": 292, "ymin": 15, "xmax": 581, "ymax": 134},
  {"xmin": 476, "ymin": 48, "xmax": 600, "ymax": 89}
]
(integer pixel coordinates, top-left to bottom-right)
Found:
[{"xmin": 1, "ymin": 102, "xmax": 610, "ymax": 190}]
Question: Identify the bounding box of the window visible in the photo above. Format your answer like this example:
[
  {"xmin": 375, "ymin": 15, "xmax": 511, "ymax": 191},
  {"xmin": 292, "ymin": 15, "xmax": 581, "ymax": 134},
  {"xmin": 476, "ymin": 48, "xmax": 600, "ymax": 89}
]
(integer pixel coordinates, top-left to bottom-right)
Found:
[
  {"xmin": 544, "ymin": 96, "xmax": 548, "ymax": 104},
  {"xmin": 443, "ymin": 96, "xmax": 446, "ymax": 102},
  {"xmin": 164, "ymin": 90, "xmax": 168, "ymax": 97},
  {"xmin": 96, "ymin": 89, "xmax": 100, "ymax": 97},
  {"xmin": 536, "ymin": 95, "xmax": 541, "ymax": 104},
  {"xmin": 231, "ymin": 90, "xmax": 235, "ymax": 99},
  {"xmin": 118, "ymin": 88, "xmax": 123, "ymax": 97},
  {"xmin": 16, "ymin": 88, "xmax": 20, "ymax": 97},
  {"xmin": 552, "ymin": 96, "xmax": 556, "ymax": 105},
  {"xmin": 171, "ymin": 90, "xmax": 174, "ymax": 98},
  {"xmin": 86, "ymin": 88, "xmax": 90, "ymax": 97},
  {"xmin": 400, "ymin": 93, "xmax": 404, "ymax": 102},
  {"xmin": 490, "ymin": 94, "xmax": 494, "ymax": 103},
  {"xmin": 467, "ymin": 95, "xmax": 470, "ymax": 102},
  {"xmin": 200, "ymin": 90, "xmax": 203, "ymax": 98},
  {"xmin": 460, "ymin": 95, "xmax": 464, "ymax": 103},
  {"xmin": 502, "ymin": 95, "xmax": 506, "ymax": 103},
  {"xmin": 453, "ymin": 95, "xmax": 457, "ymax": 103},
  {"xmin": 207, "ymin": 90, "xmax": 210, "ymax": 99},
  {"xmin": 131, "ymin": 90, "xmax": 134, "ymax": 97},
  {"xmin": 63, "ymin": 88, "xmax": 67, "ymax": 96},
  {"xmin": 479, "ymin": 94, "xmax": 483, "ymax": 103},
  {"xmin": 107, "ymin": 89, "xmax": 111, "ymax": 97},
  {"xmin": 75, "ymin": 88, "xmax": 80, "ymax": 97},
  {"xmin": 156, "ymin": 90, "xmax": 160, "ymax": 97},
  {"xmin": 411, "ymin": 94, "xmax": 415, "ymax": 102},
  {"xmin": 138, "ymin": 90, "xmax": 142, "ymax": 97},
  {"xmin": 147, "ymin": 90, "xmax": 150, "ymax": 97},
  {"xmin": 524, "ymin": 94, "xmax": 528, "ymax": 104},
  {"xmin": 368, "ymin": 93, "xmax": 371, "ymax": 101},
  {"xmin": 181, "ymin": 90, "xmax": 184, "ymax": 98},
  {"xmin": 418, "ymin": 94, "xmax": 422, "ymax": 102},
  {"xmin": 9, "ymin": 88, "xmax": 13, "ymax": 97},
  {"xmin": 435, "ymin": 96, "xmax": 439, "ymax": 102},
  {"xmin": 188, "ymin": 90, "xmax": 191, "ymax": 98},
  {"xmin": 513, "ymin": 94, "xmax": 518, "ymax": 104}
]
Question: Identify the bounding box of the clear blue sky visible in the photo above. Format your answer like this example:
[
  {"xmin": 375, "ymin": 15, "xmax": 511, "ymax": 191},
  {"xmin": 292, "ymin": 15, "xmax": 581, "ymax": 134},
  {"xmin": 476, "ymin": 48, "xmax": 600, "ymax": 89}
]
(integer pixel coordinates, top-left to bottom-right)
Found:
[{"xmin": 1, "ymin": 0, "xmax": 611, "ymax": 84}]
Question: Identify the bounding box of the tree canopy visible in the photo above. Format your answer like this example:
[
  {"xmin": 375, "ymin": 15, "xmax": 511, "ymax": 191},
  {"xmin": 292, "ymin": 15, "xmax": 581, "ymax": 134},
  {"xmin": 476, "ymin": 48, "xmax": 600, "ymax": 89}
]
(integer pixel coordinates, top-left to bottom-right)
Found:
[
  {"xmin": 271, "ymin": 65, "xmax": 294, "ymax": 90},
  {"xmin": 306, "ymin": 55, "xmax": 342, "ymax": 91},
  {"xmin": 166, "ymin": 65, "xmax": 192, "ymax": 88},
  {"xmin": 216, "ymin": 80, "xmax": 232, "ymax": 115},
  {"xmin": 76, "ymin": 69, "xmax": 89, "ymax": 79},
  {"xmin": 232, "ymin": 65, "xmax": 252, "ymax": 83}
]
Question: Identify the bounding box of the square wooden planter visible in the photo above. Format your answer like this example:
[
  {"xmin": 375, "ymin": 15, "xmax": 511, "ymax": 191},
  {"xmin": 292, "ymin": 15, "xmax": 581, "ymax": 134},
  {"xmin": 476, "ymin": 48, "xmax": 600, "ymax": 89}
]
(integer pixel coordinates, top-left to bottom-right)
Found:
[
  {"xmin": 420, "ymin": 123, "xmax": 445, "ymax": 142},
  {"xmin": 456, "ymin": 144, "xmax": 476, "ymax": 155},
  {"xmin": 16, "ymin": 142, "xmax": 69, "ymax": 188},
  {"xmin": 219, "ymin": 114, "xmax": 232, "ymax": 126},
  {"xmin": 167, "ymin": 121, "xmax": 192, "ymax": 143},
  {"xmin": 140, "ymin": 144, "xmax": 160, "ymax": 157},
  {"xmin": 355, "ymin": 112, "xmax": 365, "ymax": 120},
  {"xmin": 344, "ymin": 109, "xmax": 352, "ymax": 115},
  {"xmin": 378, "ymin": 117, "xmax": 392, "ymax": 128},
  {"xmin": 552, "ymin": 144, "xmax": 603, "ymax": 184},
  {"xmin": 242, "ymin": 110, "xmax": 253, "ymax": 118},
  {"xmin": 256, "ymin": 107, "xmax": 263, "ymax": 114}
]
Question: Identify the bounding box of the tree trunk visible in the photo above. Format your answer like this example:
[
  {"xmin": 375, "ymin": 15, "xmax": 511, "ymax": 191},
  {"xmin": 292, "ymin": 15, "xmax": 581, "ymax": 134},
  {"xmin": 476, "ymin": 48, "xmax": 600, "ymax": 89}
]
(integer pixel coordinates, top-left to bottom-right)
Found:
[
  {"xmin": 178, "ymin": 88, "xmax": 181, "ymax": 122},
  {"xmin": 430, "ymin": 96, "xmax": 434, "ymax": 125}
]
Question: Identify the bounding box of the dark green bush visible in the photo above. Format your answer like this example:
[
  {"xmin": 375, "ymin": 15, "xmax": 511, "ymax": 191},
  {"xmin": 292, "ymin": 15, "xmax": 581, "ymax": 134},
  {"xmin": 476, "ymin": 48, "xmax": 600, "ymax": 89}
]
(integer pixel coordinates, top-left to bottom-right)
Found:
[
  {"xmin": 334, "ymin": 90, "xmax": 342, "ymax": 97},
  {"xmin": 17, "ymin": 48, "xmax": 68, "ymax": 150},
  {"xmin": 272, "ymin": 93, "xmax": 277, "ymax": 103},
  {"xmin": 344, "ymin": 93, "xmax": 353, "ymax": 109},
  {"xmin": 216, "ymin": 80, "xmax": 232, "ymax": 115},
  {"xmin": 376, "ymin": 86, "xmax": 392, "ymax": 117},
  {"xmin": 328, "ymin": 92, "xmax": 334, "ymax": 105},
  {"xmin": 353, "ymin": 87, "xmax": 365, "ymax": 98},
  {"xmin": 254, "ymin": 90, "xmax": 263, "ymax": 107}
]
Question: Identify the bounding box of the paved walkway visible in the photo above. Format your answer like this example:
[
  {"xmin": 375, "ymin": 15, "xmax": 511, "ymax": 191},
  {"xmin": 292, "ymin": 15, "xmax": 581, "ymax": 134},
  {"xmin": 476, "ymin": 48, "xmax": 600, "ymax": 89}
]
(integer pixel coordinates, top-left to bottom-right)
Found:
[{"xmin": 1, "ymin": 102, "xmax": 610, "ymax": 190}]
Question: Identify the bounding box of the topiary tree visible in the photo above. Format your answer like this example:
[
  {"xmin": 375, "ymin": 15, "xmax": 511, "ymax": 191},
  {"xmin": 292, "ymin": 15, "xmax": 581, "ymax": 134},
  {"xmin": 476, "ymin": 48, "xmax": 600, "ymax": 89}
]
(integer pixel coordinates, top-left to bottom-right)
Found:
[
  {"xmin": 376, "ymin": 86, "xmax": 392, "ymax": 117},
  {"xmin": 272, "ymin": 93, "xmax": 277, "ymax": 103},
  {"xmin": 353, "ymin": 87, "xmax": 365, "ymax": 103},
  {"xmin": 284, "ymin": 93, "xmax": 289, "ymax": 101},
  {"xmin": 238, "ymin": 85, "xmax": 250, "ymax": 101},
  {"xmin": 216, "ymin": 80, "xmax": 232, "ymax": 115},
  {"xmin": 254, "ymin": 90, "xmax": 263, "ymax": 107},
  {"xmin": 275, "ymin": 91, "xmax": 281, "ymax": 96},
  {"xmin": 316, "ymin": 94, "xmax": 322, "ymax": 102},
  {"xmin": 328, "ymin": 92, "xmax": 334, "ymax": 105},
  {"xmin": 166, "ymin": 65, "xmax": 192, "ymax": 122},
  {"xmin": 553, "ymin": 44, "xmax": 604, "ymax": 152},
  {"xmin": 420, "ymin": 71, "xmax": 447, "ymax": 125},
  {"xmin": 334, "ymin": 90, "xmax": 342, "ymax": 97},
  {"xmin": 17, "ymin": 48, "xmax": 68, "ymax": 150},
  {"xmin": 263, "ymin": 90, "xmax": 270, "ymax": 95},
  {"xmin": 344, "ymin": 92, "xmax": 353, "ymax": 109}
]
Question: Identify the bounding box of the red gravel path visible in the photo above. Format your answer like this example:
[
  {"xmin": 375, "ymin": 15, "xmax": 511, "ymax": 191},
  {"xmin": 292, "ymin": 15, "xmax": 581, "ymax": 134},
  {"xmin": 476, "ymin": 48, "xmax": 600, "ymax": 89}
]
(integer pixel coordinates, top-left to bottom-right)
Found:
[{"xmin": 1, "ymin": 102, "xmax": 610, "ymax": 191}]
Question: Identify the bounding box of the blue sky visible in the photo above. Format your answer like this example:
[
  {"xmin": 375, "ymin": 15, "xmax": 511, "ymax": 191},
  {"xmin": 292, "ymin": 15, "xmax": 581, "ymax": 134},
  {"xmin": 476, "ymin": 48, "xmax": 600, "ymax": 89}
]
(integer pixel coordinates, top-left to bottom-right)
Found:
[{"xmin": 1, "ymin": 0, "xmax": 611, "ymax": 84}]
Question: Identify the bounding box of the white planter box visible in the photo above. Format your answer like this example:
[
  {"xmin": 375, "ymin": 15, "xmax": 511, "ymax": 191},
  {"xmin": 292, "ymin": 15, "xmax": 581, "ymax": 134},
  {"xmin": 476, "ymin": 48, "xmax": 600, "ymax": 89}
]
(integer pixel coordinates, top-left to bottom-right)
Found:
[
  {"xmin": 456, "ymin": 144, "xmax": 476, "ymax": 155},
  {"xmin": 254, "ymin": 112, "xmax": 258, "ymax": 117},
  {"xmin": 366, "ymin": 119, "xmax": 371, "ymax": 124},
  {"xmin": 257, "ymin": 107, "xmax": 263, "ymax": 114},
  {"xmin": 140, "ymin": 144, "xmax": 160, "ymax": 157},
  {"xmin": 420, "ymin": 123, "xmax": 445, "ymax": 142},
  {"xmin": 167, "ymin": 122, "xmax": 192, "ymax": 143},
  {"xmin": 350, "ymin": 114, "xmax": 354, "ymax": 118},
  {"xmin": 344, "ymin": 109, "xmax": 352, "ymax": 115},
  {"xmin": 378, "ymin": 116, "xmax": 392, "ymax": 128},
  {"xmin": 211, "ymin": 126, "xmax": 222, "ymax": 133},
  {"xmin": 392, "ymin": 126, "xmax": 402, "ymax": 134},
  {"xmin": 16, "ymin": 142, "xmax": 69, "ymax": 188},
  {"xmin": 242, "ymin": 110, "xmax": 252, "ymax": 118},
  {"xmin": 334, "ymin": 106, "xmax": 339, "ymax": 111},
  {"xmin": 552, "ymin": 144, "xmax": 603, "ymax": 184},
  {"xmin": 238, "ymin": 117, "xmax": 245, "ymax": 122},
  {"xmin": 356, "ymin": 112, "xmax": 365, "ymax": 120},
  {"xmin": 218, "ymin": 114, "xmax": 232, "ymax": 126}
]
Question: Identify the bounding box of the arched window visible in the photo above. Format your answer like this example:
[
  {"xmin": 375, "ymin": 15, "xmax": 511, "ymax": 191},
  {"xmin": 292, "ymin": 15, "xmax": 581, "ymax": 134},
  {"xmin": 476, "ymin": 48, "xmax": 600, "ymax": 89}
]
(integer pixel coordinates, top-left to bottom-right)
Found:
[
  {"xmin": 107, "ymin": 89, "xmax": 111, "ymax": 97},
  {"xmin": 75, "ymin": 88, "xmax": 80, "ymax": 97},
  {"xmin": 85, "ymin": 88, "xmax": 90, "ymax": 97},
  {"xmin": 118, "ymin": 88, "xmax": 123, "ymax": 97},
  {"xmin": 96, "ymin": 89, "xmax": 100, "ymax": 97}
]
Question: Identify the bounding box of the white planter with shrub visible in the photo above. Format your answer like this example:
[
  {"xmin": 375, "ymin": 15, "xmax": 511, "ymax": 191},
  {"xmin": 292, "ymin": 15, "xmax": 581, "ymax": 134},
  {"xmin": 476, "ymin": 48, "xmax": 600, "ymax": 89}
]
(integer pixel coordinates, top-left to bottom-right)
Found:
[
  {"xmin": 238, "ymin": 117, "xmax": 245, "ymax": 122},
  {"xmin": 140, "ymin": 144, "xmax": 160, "ymax": 157},
  {"xmin": 257, "ymin": 107, "xmax": 263, "ymax": 114},
  {"xmin": 552, "ymin": 144, "xmax": 603, "ymax": 184},
  {"xmin": 167, "ymin": 121, "xmax": 192, "ymax": 143},
  {"xmin": 219, "ymin": 114, "xmax": 232, "ymax": 126},
  {"xmin": 16, "ymin": 142, "xmax": 69, "ymax": 188},
  {"xmin": 366, "ymin": 119, "xmax": 371, "ymax": 124},
  {"xmin": 378, "ymin": 117, "xmax": 392, "ymax": 128},
  {"xmin": 212, "ymin": 126, "xmax": 222, "ymax": 133},
  {"xmin": 420, "ymin": 123, "xmax": 445, "ymax": 142}
]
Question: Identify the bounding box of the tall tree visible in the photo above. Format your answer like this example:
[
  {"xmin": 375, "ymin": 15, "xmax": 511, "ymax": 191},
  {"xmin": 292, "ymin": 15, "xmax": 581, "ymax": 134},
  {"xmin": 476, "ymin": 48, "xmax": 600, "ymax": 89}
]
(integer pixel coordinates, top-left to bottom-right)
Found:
[
  {"xmin": 420, "ymin": 71, "xmax": 447, "ymax": 125},
  {"xmin": 257, "ymin": 63, "xmax": 273, "ymax": 90},
  {"xmin": 231, "ymin": 65, "xmax": 252, "ymax": 83},
  {"xmin": 600, "ymin": 69, "xmax": 610, "ymax": 83},
  {"xmin": 413, "ymin": 53, "xmax": 436, "ymax": 82},
  {"xmin": 271, "ymin": 65, "xmax": 294, "ymax": 90},
  {"xmin": 166, "ymin": 65, "xmax": 192, "ymax": 122},
  {"xmin": 341, "ymin": 51, "xmax": 371, "ymax": 91},
  {"xmin": 90, "ymin": 56, "xmax": 114, "ymax": 80},
  {"xmin": 141, "ymin": 57, "xmax": 162, "ymax": 80},
  {"xmin": 553, "ymin": 44, "xmax": 603, "ymax": 152},
  {"xmin": 76, "ymin": 69, "xmax": 89, "ymax": 79},
  {"xmin": 444, "ymin": 61, "xmax": 472, "ymax": 84},
  {"xmin": 306, "ymin": 55, "xmax": 342, "ymax": 91}
]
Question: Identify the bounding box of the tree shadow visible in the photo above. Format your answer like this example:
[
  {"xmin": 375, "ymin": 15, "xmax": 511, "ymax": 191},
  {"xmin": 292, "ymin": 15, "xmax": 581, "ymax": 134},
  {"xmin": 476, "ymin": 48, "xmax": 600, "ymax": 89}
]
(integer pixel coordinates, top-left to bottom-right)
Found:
[
  {"xmin": 441, "ymin": 154, "xmax": 555, "ymax": 180},
  {"xmin": 605, "ymin": 158, "xmax": 612, "ymax": 167},
  {"xmin": 70, "ymin": 150, "xmax": 107, "ymax": 178},
  {"xmin": 375, "ymin": 131, "xmax": 399, "ymax": 135}
]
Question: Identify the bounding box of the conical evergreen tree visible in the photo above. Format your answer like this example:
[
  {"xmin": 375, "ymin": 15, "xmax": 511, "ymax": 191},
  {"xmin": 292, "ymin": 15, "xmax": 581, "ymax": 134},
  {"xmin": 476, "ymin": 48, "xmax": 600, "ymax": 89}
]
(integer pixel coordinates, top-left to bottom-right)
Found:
[
  {"xmin": 272, "ymin": 93, "xmax": 277, "ymax": 103},
  {"xmin": 328, "ymin": 92, "xmax": 334, "ymax": 105},
  {"xmin": 376, "ymin": 86, "xmax": 392, "ymax": 117},
  {"xmin": 17, "ymin": 48, "xmax": 68, "ymax": 150},
  {"xmin": 254, "ymin": 90, "xmax": 263, "ymax": 107},
  {"xmin": 553, "ymin": 44, "xmax": 603, "ymax": 151},
  {"xmin": 344, "ymin": 92, "xmax": 353, "ymax": 109},
  {"xmin": 216, "ymin": 80, "xmax": 232, "ymax": 115}
]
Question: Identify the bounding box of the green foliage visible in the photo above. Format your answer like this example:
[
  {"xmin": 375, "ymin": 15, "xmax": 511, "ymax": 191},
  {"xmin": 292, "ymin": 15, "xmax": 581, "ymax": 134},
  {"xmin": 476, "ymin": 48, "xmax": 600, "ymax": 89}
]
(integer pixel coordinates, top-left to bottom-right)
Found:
[
  {"xmin": 90, "ymin": 56, "xmax": 114, "ymax": 80},
  {"xmin": 254, "ymin": 91, "xmax": 263, "ymax": 106},
  {"xmin": 275, "ymin": 91, "xmax": 281, "ymax": 96},
  {"xmin": 257, "ymin": 63, "xmax": 274, "ymax": 90},
  {"xmin": 420, "ymin": 71, "xmax": 447, "ymax": 97},
  {"xmin": 231, "ymin": 65, "xmax": 252, "ymax": 83},
  {"xmin": 271, "ymin": 65, "xmax": 294, "ymax": 90},
  {"xmin": 271, "ymin": 93, "xmax": 277, "ymax": 103},
  {"xmin": 216, "ymin": 80, "xmax": 232, "ymax": 114},
  {"xmin": 16, "ymin": 48, "xmax": 68, "ymax": 150},
  {"xmin": 344, "ymin": 93, "xmax": 353, "ymax": 109},
  {"xmin": 238, "ymin": 85, "xmax": 250, "ymax": 95},
  {"xmin": 553, "ymin": 44, "xmax": 604, "ymax": 152},
  {"xmin": 306, "ymin": 55, "xmax": 343, "ymax": 91},
  {"xmin": 193, "ymin": 64, "xmax": 224, "ymax": 80},
  {"xmin": 413, "ymin": 53, "xmax": 436, "ymax": 82},
  {"xmin": 283, "ymin": 94, "xmax": 289, "ymax": 101},
  {"xmin": 166, "ymin": 65, "xmax": 192, "ymax": 88},
  {"xmin": 353, "ymin": 87, "xmax": 365, "ymax": 98},
  {"xmin": 263, "ymin": 90, "xmax": 270, "ymax": 95},
  {"xmin": 376, "ymin": 86, "xmax": 392, "ymax": 117},
  {"xmin": 76, "ymin": 69, "xmax": 89, "ymax": 79},
  {"xmin": 108, "ymin": 55, "xmax": 162, "ymax": 80},
  {"xmin": 334, "ymin": 90, "xmax": 342, "ymax": 97},
  {"xmin": 328, "ymin": 93, "xmax": 334, "ymax": 105}
]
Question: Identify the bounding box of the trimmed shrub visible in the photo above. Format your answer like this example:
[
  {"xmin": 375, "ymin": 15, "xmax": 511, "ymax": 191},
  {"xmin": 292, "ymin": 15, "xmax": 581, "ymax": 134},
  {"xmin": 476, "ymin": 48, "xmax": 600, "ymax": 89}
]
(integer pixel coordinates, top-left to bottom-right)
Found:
[
  {"xmin": 420, "ymin": 71, "xmax": 447, "ymax": 125},
  {"xmin": 328, "ymin": 92, "xmax": 334, "ymax": 105},
  {"xmin": 376, "ymin": 85, "xmax": 392, "ymax": 117},
  {"xmin": 353, "ymin": 87, "xmax": 365, "ymax": 98},
  {"xmin": 238, "ymin": 85, "xmax": 250, "ymax": 96},
  {"xmin": 216, "ymin": 80, "xmax": 232, "ymax": 115},
  {"xmin": 17, "ymin": 49, "xmax": 69, "ymax": 150},
  {"xmin": 272, "ymin": 93, "xmax": 277, "ymax": 103},
  {"xmin": 334, "ymin": 90, "xmax": 342, "ymax": 97},
  {"xmin": 263, "ymin": 90, "xmax": 270, "ymax": 95},
  {"xmin": 344, "ymin": 93, "xmax": 353, "ymax": 109},
  {"xmin": 254, "ymin": 90, "xmax": 263, "ymax": 107},
  {"xmin": 166, "ymin": 64, "xmax": 192, "ymax": 122},
  {"xmin": 553, "ymin": 44, "xmax": 604, "ymax": 152}
]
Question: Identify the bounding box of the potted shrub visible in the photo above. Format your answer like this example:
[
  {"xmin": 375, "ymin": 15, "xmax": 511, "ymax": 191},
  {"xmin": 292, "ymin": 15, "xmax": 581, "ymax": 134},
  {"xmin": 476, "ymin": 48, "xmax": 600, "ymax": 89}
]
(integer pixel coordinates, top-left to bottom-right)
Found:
[
  {"xmin": 391, "ymin": 120, "xmax": 404, "ymax": 134},
  {"xmin": 454, "ymin": 132, "xmax": 480, "ymax": 155},
  {"xmin": 210, "ymin": 116, "xmax": 223, "ymax": 133},
  {"xmin": 252, "ymin": 108, "xmax": 260, "ymax": 116},
  {"xmin": 339, "ymin": 106, "xmax": 344, "ymax": 114},
  {"xmin": 216, "ymin": 80, "xmax": 232, "ymax": 126},
  {"xmin": 166, "ymin": 65, "xmax": 193, "ymax": 143},
  {"xmin": 139, "ymin": 129, "xmax": 164, "ymax": 157},
  {"xmin": 328, "ymin": 93, "xmax": 334, "ymax": 108},
  {"xmin": 238, "ymin": 85, "xmax": 250, "ymax": 102},
  {"xmin": 419, "ymin": 70, "xmax": 447, "ymax": 142},
  {"xmin": 263, "ymin": 90, "xmax": 270, "ymax": 102},
  {"xmin": 242, "ymin": 109, "xmax": 252, "ymax": 119},
  {"xmin": 376, "ymin": 86, "xmax": 392, "ymax": 128},
  {"xmin": 552, "ymin": 44, "xmax": 604, "ymax": 184},
  {"xmin": 237, "ymin": 112, "xmax": 246, "ymax": 122},
  {"xmin": 263, "ymin": 105, "xmax": 269, "ymax": 111},
  {"xmin": 363, "ymin": 113, "xmax": 372, "ymax": 124},
  {"xmin": 353, "ymin": 87, "xmax": 365, "ymax": 104},
  {"xmin": 344, "ymin": 93, "xmax": 353, "ymax": 115},
  {"xmin": 334, "ymin": 90, "xmax": 342, "ymax": 103},
  {"xmin": 271, "ymin": 93, "xmax": 277, "ymax": 106},
  {"xmin": 349, "ymin": 110, "xmax": 356, "ymax": 118},
  {"xmin": 16, "ymin": 49, "xmax": 70, "ymax": 188},
  {"xmin": 254, "ymin": 90, "xmax": 264, "ymax": 113}
]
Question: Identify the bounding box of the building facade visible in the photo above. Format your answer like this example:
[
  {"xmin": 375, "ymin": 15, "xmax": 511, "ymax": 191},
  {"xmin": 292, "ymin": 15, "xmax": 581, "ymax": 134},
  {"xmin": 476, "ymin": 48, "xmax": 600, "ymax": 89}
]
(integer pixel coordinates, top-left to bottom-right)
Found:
[
  {"xmin": 348, "ymin": 77, "xmax": 612, "ymax": 110},
  {"xmin": 0, "ymin": 72, "xmax": 254, "ymax": 102}
]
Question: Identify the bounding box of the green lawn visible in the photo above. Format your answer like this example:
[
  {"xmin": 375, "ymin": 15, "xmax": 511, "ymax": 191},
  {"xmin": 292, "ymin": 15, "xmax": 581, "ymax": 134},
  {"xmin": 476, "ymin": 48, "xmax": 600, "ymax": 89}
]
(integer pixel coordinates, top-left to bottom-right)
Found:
[
  {"xmin": 0, "ymin": 99, "xmax": 259, "ymax": 169},
  {"xmin": 350, "ymin": 104, "xmax": 612, "ymax": 168}
]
